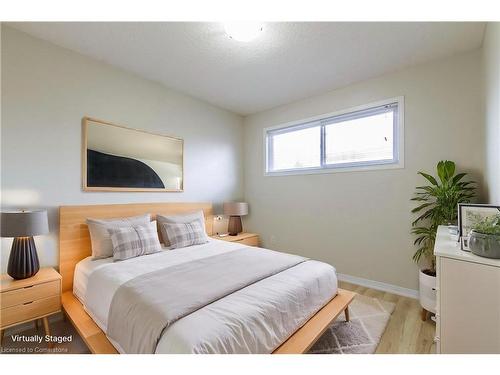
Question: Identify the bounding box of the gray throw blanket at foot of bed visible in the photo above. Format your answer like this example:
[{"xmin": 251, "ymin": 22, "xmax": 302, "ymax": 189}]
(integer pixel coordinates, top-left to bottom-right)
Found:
[{"xmin": 107, "ymin": 247, "xmax": 307, "ymax": 353}]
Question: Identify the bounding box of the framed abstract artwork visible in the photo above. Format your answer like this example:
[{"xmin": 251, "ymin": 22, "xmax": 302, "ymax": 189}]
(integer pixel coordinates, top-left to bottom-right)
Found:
[{"xmin": 82, "ymin": 117, "xmax": 183, "ymax": 192}]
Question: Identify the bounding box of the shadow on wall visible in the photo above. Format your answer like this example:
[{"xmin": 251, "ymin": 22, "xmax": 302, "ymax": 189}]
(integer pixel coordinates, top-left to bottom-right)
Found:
[{"xmin": 463, "ymin": 167, "xmax": 488, "ymax": 203}]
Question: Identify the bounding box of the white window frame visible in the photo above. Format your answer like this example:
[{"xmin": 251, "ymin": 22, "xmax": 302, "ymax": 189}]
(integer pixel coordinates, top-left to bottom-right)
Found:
[{"xmin": 264, "ymin": 96, "xmax": 405, "ymax": 176}]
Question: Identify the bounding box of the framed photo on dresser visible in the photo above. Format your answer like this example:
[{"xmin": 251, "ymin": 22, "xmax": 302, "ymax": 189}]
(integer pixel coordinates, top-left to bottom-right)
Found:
[{"xmin": 458, "ymin": 203, "xmax": 500, "ymax": 250}]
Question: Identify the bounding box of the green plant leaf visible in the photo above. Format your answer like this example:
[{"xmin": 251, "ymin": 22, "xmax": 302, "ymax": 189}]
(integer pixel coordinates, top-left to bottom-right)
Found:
[
  {"xmin": 437, "ymin": 160, "xmax": 455, "ymax": 183},
  {"xmin": 410, "ymin": 160, "xmax": 475, "ymax": 273},
  {"xmin": 412, "ymin": 207, "xmax": 435, "ymax": 226},
  {"xmin": 452, "ymin": 173, "xmax": 467, "ymax": 185},
  {"xmin": 410, "ymin": 197, "xmax": 429, "ymax": 202},
  {"xmin": 471, "ymin": 214, "xmax": 500, "ymax": 235},
  {"xmin": 411, "ymin": 202, "xmax": 434, "ymax": 213},
  {"xmin": 417, "ymin": 172, "xmax": 438, "ymax": 186}
]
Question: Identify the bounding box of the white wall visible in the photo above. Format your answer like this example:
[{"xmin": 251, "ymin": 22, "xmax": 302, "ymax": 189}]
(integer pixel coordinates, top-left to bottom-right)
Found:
[
  {"xmin": 243, "ymin": 51, "xmax": 485, "ymax": 290},
  {"xmin": 0, "ymin": 26, "xmax": 244, "ymax": 272},
  {"xmin": 483, "ymin": 23, "xmax": 500, "ymax": 204},
  {"xmin": 0, "ymin": 24, "xmax": 492, "ymax": 292}
]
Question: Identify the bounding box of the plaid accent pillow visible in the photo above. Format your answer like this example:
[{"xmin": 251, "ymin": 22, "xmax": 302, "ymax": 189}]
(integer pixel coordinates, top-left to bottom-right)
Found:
[
  {"xmin": 162, "ymin": 220, "xmax": 209, "ymax": 249},
  {"xmin": 157, "ymin": 210, "xmax": 206, "ymax": 246},
  {"xmin": 108, "ymin": 221, "xmax": 162, "ymax": 261},
  {"xmin": 87, "ymin": 214, "xmax": 151, "ymax": 260}
]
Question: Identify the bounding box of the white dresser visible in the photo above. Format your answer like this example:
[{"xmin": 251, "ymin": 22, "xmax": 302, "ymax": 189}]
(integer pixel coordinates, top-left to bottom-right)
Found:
[{"xmin": 434, "ymin": 226, "xmax": 500, "ymax": 353}]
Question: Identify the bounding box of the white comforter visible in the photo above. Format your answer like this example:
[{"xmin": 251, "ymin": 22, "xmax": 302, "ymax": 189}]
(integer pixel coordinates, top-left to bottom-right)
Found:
[{"xmin": 75, "ymin": 239, "xmax": 338, "ymax": 354}]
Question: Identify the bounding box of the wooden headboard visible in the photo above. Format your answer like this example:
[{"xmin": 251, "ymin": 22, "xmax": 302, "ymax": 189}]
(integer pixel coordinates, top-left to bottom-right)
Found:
[{"xmin": 59, "ymin": 202, "xmax": 213, "ymax": 292}]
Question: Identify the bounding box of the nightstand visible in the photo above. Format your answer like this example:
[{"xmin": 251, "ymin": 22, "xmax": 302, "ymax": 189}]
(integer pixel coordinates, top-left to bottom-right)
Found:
[
  {"xmin": 0, "ymin": 267, "xmax": 62, "ymax": 345},
  {"xmin": 212, "ymin": 232, "xmax": 260, "ymax": 247}
]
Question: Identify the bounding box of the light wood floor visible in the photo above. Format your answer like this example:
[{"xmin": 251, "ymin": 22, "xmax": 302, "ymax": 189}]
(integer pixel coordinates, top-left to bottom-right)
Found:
[{"xmin": 339, "ymin": 281, "xmax": 436, "ymax": 354}]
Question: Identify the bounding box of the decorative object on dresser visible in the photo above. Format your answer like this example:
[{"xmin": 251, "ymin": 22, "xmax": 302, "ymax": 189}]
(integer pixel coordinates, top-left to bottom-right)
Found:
[
  {"xmin": 458, "ymin": 203, "xmax": 500, "ymax": 252},
  {"xmin": 434, "ymin": 225, "xmax": 500, "ymax": 353},
  {"xmin": 468, "ymin": 214, "xmax": 500, "ymax": 259},
  {"xmin": 1, "ymin": 210, "xmax": 49, "ymax": 280},
  {"xmin": 0, "ymin": 268, "xmax": 62, "ymax": 347},
  {"xmin": 223, "ymin": 202, "xmax": 249, "ymax": 236},
  {"xmin": 83, "ymin": 117, "xmax": 184, "ymax": 192},
  {"xmin": 410, "ymin": 160, "xmax": 475, "ymax": 320},
  {"xmin": 213, "ymin": 232, "xmax": 260, "ymax": 247}
]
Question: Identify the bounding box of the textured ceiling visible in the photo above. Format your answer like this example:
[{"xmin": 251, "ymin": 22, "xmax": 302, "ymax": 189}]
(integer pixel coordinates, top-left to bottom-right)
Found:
[{"xmin": 9, "ymin": 22, "xmax": 486, "ymax": 115}]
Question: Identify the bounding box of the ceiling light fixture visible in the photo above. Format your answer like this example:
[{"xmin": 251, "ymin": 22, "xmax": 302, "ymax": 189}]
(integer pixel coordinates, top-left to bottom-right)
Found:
[{"xmin": 224, "ymin": 22, "xmax": 264, "ymax": 42}]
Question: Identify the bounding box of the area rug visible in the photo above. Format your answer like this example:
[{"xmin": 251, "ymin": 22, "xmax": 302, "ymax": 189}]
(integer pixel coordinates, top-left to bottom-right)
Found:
[{"xmin": 308, "ymin": 294, "xmax": 396, "ymax": 354}]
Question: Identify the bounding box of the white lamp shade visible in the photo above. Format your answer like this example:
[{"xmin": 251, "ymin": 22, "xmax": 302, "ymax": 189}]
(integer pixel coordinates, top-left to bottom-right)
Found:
[{"xmin": 223, "ymin": 202, "xmax": 248, "ymax": 216}]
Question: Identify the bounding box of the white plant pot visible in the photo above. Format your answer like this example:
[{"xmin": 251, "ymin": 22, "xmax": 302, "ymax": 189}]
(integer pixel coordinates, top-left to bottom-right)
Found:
[{"xmin": 419, "ymin": 270, "xmax": 436, "ymax": 313}]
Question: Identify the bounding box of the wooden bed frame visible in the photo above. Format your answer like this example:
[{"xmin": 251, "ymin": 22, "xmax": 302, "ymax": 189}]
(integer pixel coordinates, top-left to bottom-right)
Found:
[{"xmin": 59, "ymin": 202, "xmax": 355, "ymax": 354}]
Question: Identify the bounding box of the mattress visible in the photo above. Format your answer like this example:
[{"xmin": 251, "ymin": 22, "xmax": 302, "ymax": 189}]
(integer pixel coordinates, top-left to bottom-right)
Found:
[
  {"xmin": 74, "ymin": 239, "xmax": 338, "ymax": 353},
  {"xmin": 73, "ymin": 255, "xmax": 113, "ymax": 304}
]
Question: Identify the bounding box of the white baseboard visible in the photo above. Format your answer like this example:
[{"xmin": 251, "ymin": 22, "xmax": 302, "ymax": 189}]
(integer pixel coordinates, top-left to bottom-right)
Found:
[{"xmin": 337, "ymin": 273, "xmax": 419, "ymax": 299}]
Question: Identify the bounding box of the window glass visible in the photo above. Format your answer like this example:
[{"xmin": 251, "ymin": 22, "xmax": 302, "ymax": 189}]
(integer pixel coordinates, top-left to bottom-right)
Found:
[
  {"xmin": 325, "ymin": 111, "xmax": 394, "ymax": 165},
  {"xmin": 271, "ymin": 126, "xmax": 321, "ymax": 171}
]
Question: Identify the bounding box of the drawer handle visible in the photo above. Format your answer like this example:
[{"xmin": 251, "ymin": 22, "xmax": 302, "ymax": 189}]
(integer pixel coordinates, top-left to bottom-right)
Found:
[
  {"xmin": 23, "ymin": 301, "xmax": 34, "ymax": 305},
  {"xmin": 23, "ymin": 285, "xmax": 34, "ymax": 289}
]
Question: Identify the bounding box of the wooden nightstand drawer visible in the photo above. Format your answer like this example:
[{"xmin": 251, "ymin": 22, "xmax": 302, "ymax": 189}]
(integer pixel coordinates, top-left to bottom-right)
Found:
[
  {"xmin": 236, "ymin": 237, "xmax": 259, "ymax": 247},
  {"xmin": 1, "ymin": 295, "xmax": 61, "ymax": 327},
  {"xmin": 1, "ymin": 280, "xmax": 60, "ymax": 309}
]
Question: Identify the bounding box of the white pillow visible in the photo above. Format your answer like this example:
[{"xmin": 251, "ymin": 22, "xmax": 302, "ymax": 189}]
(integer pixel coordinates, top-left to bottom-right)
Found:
[
  {"xmin": 156, "ymin": 210, "xmax": 206, "ymax": 246},
  {"xmin": 87, "ymin": 214, "xmax": 151, "ymax": 259}
]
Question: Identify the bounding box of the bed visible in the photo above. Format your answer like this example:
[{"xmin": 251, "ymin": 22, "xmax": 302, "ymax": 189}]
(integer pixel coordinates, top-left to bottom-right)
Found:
[{"xmin": 59, "ymin": 202, "xmax": 355, "ymax": 354}]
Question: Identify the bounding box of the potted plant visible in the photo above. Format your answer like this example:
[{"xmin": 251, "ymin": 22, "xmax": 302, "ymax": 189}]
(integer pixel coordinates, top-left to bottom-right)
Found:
[
  {"xmin": 411, "ymin": 160, "xmax": 475, "ymax": 319},
  {"xmin": 469, "ymin": 214, "xmax": 500, "ymax": 259}
]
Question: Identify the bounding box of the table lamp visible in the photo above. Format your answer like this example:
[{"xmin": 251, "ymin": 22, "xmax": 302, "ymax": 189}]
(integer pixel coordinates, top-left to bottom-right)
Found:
[
  {"xmin": 1, "ymin": 210, "xmax": 49, "ymax": 279},
  {"xmin": 223, "ymin": 202, "xmax": 248, "ymax": 236}
]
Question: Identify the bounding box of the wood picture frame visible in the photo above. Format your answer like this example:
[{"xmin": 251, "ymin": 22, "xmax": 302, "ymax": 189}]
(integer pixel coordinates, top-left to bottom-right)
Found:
[{"xmin": 82, "ymin": 117, "xmax": 184, "ymax": 192}]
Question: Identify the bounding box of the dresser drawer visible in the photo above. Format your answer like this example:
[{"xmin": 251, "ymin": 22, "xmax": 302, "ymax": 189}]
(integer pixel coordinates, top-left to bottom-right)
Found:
[
  {"xmin": 1, "ymin": 295, "xmax": 61, "ymax": 328},
  {"xmin": 237, "ymin": 237, "xmax": 259, "ymax": 247},
  {"xmin": 1, "ymin": 280, "xmax": 60, "ymax": 309}
]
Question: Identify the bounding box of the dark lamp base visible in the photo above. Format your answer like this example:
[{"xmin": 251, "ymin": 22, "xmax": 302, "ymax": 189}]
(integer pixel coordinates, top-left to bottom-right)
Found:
[
  {"xmin": 7, "ymin": 236, "xmax": 40, "ymax": 280},
  {"xmin": 228, "ymin": 216, "xmax": 243, "ymax": 236}
]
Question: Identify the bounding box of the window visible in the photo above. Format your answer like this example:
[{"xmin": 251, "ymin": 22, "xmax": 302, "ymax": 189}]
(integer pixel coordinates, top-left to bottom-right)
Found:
[{"xmin": 265, "ymin": 98, "xmax": 403, "ymax": 175}]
